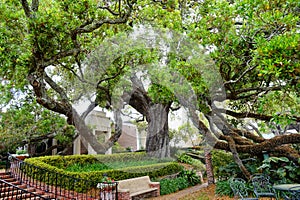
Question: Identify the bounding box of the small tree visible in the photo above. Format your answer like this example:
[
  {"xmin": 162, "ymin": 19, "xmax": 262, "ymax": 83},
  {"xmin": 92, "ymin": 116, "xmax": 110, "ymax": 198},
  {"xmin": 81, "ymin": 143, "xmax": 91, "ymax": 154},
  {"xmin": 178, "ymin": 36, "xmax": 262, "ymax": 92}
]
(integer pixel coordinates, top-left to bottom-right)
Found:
[{"xmin": 0, "ymin": 99, "xmax": 75, "ymax": 156}]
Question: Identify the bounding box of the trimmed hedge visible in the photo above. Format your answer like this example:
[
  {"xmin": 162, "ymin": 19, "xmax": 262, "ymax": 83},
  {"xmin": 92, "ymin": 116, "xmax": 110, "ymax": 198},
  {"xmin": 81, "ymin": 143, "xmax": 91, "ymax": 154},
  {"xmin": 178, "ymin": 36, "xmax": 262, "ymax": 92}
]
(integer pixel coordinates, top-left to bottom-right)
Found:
[
  {"xmin": 28, "ymin": 152, "xmax": 148, "ymax": 168},
  {"xmin": 23, "ymin": 152, "xmax": 183, "ymax": 192}
]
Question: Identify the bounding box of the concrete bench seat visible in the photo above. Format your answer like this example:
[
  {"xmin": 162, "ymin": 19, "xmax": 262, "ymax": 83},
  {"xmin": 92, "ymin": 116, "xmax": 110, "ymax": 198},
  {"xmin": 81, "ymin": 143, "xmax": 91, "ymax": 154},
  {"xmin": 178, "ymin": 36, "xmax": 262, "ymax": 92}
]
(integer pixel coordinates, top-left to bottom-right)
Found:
[{"xmin": 117, "ymin": 176, "xmax": 160, "ymax": 200}]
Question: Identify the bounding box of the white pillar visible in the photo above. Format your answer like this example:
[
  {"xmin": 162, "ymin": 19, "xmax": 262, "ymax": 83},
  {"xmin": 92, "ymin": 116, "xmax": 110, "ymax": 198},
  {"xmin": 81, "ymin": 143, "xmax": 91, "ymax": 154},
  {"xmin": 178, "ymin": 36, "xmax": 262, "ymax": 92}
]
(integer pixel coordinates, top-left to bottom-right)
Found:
[
  {"xmin": 52, "ymin": 139, "xmax": 57, "ymax": 155},
  {"xmin": 73, "ymin": 136, "xmax": 81, "ymax": 155}
]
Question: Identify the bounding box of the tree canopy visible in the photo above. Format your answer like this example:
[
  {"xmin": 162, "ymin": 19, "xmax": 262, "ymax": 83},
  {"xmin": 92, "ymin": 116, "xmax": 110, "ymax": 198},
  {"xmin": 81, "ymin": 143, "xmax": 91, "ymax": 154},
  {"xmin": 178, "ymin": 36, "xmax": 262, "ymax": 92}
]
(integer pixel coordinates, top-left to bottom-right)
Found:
[
  {"xmin": 0, "ymin": 0, "xmax": 299, "ymax": 179},
  {"xmin": 0, "ymin": 98, "xmax": 75, "ymax": 155}
]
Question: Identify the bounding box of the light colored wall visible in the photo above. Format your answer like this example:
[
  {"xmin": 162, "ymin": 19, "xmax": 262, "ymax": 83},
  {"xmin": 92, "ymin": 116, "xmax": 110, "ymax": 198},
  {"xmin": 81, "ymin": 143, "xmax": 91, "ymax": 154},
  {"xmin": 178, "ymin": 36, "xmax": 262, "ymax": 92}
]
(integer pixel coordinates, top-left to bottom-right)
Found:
[{"xmin": 73, "ymin": 110, "xmax": 112, "ymax": 155}]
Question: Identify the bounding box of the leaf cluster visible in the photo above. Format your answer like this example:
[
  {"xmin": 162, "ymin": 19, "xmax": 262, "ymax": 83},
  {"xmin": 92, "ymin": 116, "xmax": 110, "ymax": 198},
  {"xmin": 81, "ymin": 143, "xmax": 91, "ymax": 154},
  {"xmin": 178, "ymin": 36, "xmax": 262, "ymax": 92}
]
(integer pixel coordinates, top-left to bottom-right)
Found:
[{"xmin": 0, "ymin": 99, "xmax": 75, "ymax": 154}]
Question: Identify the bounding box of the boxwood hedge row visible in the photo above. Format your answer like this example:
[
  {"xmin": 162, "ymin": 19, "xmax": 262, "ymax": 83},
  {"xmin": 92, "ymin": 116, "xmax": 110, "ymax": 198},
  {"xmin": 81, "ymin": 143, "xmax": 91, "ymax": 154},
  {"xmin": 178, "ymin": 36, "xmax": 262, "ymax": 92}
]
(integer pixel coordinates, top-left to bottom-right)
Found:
[{"xmin": 23, "ymin": 152, "xmax": 183, "ymax": 192}]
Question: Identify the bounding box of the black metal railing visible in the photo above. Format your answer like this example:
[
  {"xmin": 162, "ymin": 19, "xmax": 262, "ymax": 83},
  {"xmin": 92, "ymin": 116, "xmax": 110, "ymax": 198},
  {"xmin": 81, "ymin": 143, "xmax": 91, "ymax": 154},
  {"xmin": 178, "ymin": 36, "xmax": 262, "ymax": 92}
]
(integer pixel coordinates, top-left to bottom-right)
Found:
[
  {"xmin": 0, "ymin": 179, "xmax": 50, "ymax": 200},
  {"xmin": 6, "ymin": 153, "xmax": 118, "ymax": 200}
]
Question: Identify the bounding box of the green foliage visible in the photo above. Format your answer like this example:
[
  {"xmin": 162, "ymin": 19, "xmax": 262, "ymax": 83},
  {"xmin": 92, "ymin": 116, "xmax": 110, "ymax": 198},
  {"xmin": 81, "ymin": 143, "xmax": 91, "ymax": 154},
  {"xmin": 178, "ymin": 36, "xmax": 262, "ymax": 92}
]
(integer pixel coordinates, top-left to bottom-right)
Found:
[
  {"xmin": 0, "ymin": 100, "xmax": 75, "ymax": 155},
  {"xmin": 176, "ymin": 152, "xmax": 205, "ymax": 171},
  {"xmin": 32, "ymin": 152, "xmax": 148, "ymax": 168},
  {"xmin": 177, "ymin": 153, "xmax": 195, "ymax": 164},
  {"xmin": 133, "ymin": 0, "xmax": 182, "ymax": 30},
  {"xmin": 66, "ymin": 163, "xmax": 110, "ymax": 172},
  {"xmin": 212, "ymin": 150, "xmax": 261, "ymax": 180},
  {"xmin": 23, "ymin": 153, "xmax": 183, "ymax": 192},
  {"xmin": 0, "ymin": 161, "xmax": 6, "ymax": 169},
  {"xmin": 148, "ymin": 83, "xmax": 176, "ymax": 104},
  {"xmin": 159, "ymin": 177, "xmax": 189, "ymax": 195},
  {"xmin": 178, "ymin": 169, "xmax": 201, "ymax": 186},
  {"xmin": 0, "ymin": 1, "xmax": 30, "ymax": 92},
  {"xmin": 112, "ymin": 142, "xmax": 126, "ymax": 153},
  {"xmin": 257, "ymin": 156, "xmax": 300, "ymax": 184},
  {"xmin": 100, "ymin": 176, "xmax": 115, "ymax": 184},
  {"xmin": 159, "ymin": 169, "xmax": 201, "ymax": 195},
  {"xmin": 256, "ymin": 91, "xmax": 300, "ymax": 130},
  {"xmin": 0, "ymin": 0, "xmax": 299, "ymax": 170},
  {"xmin": 171, "ymin": 122, "xmax": 202, "ymax": 147},
  {"xmin": 215, "ymin": 179, "xmax": 255, "ymax": 198},
  {"xmin": 0, "ymin": 0, "xmax": 136, "ymax": 155},
  {"xmin": 16, "ymin": 149, "xmax": 27, "ymax": 155},
  {"xmin": 215, "ymin": 180, "xmax": 234, "ymax": 197},
  {"xmin": 188, "ymin": 0, "xmax": 299, "ymax": 126},
  {"xmin": 65, "ymin": 158, "xmax": 173, "ymax": 172},
  {"xmin": 212, "ymin": 150, "xmax": 234, "ymax": 179}
]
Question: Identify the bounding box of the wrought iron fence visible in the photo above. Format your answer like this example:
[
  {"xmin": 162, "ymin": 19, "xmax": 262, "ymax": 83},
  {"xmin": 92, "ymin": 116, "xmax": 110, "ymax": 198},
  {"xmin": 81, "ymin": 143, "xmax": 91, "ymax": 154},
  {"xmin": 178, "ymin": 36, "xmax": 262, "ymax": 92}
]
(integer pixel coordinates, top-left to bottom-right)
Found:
[
  {"xmin": 0, "ymin": 179, "xmax": 50, "ymax": 200},
  {"xmin": 5, "ymin": 153, "xmax": 118, "ymax": 200}
]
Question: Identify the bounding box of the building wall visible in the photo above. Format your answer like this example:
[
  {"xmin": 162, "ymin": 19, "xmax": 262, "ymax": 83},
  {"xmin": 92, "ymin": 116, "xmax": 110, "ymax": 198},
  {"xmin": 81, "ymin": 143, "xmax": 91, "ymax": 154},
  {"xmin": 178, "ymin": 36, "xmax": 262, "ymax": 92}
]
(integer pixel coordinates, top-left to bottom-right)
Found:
[
  {"xmin": 117, "ymin": 123, "xmax": 139, "ymax": 151},
  {"xmin": 73, "ymin": 110, "xmax": 112, "ymax": 155},
  {"xmin": 73, "ymin": 110, "xmax": 146, "ymax": 154}
]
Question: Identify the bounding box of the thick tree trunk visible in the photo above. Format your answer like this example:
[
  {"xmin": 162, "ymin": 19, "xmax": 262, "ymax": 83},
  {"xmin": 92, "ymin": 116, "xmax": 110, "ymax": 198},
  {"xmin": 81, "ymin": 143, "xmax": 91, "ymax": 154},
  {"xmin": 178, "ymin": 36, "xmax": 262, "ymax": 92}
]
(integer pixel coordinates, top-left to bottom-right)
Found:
[
  {"xmin": 204, "ymin": 149, "xmax": 215, "ymax": 185},
  {"xmin": 216, "ymin": 133, "xmax": 300, "ymax": 164},
  {"xmin": 28, "ymin": 71, "xmax": 119, "ymax": 154},
  {"xmin": 72, "ymin": 108, "xmax": 107, "ymax": 153},
  {"xmin": 225, "ymin": 135, "xmax": 251, "ymax": 180},
  {"xmin": 146, "ymin": 103, "xmax": 171, "ymax": 158}
]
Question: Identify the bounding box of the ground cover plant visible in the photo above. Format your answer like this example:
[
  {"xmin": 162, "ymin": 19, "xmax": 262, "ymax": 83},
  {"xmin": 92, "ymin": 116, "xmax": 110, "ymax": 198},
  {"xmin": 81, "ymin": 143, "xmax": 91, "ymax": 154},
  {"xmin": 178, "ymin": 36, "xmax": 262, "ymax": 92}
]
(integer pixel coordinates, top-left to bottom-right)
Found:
[{"xmin": 158, "ymin": 169, "xmax": 201, "ymax": 195}]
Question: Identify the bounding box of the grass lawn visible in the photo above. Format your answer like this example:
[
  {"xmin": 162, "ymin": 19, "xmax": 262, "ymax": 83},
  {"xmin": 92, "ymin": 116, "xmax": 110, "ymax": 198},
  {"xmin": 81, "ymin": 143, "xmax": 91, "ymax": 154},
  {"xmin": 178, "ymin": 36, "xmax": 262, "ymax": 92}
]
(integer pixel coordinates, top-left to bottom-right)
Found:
[{"xmin": 65, "ymin": 158, "xmax": 173, "ymax": 172}]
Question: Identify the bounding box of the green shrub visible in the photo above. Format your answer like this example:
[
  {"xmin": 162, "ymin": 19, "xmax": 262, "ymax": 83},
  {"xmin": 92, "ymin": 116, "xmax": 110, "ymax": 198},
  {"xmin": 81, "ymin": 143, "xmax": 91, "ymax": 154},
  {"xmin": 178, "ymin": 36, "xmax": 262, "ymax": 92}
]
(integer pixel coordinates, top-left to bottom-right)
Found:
[
  {"xmin": 212, "ymin": 150, "xmax": 260, "ymax": 180},
  {"xmin": 0, "ymin": 161, "xmax": 6, "ymax": 169},
  {"xmin": 112, "ymin": 142, "xmax": 126, "ymax": 153},
  {"xmin": 177, "ymin": 153, "xmax": 194, "ymax": 164},
  {"xmin": 215, "ymin": 180, "xmax": 234, "ymax": 197},
  {"xmin": 257, "ymin": 156, "xmax": 300, "ymax": 184},
  {"xmin": 33, "ymin": 152, "xmax": 148, "ymax": 169},
  {"xmin": 176, "ymin": 152, "xmax": 205, "ymax": 171},
  {"xmin": 24, "ymin": 153, "xmax": 183, "ymax": 193},
  {"xmin": 212, "ymin": 150, "xmax": 234, "ymax": 180},
  {"xmin": 215, "ymin": 179, "xmax": 256, "ymax": 198},
  {"xmin": 159, "ymin": 169, "xmax": 201, "ymax": 196},
  {"xmin": 159, "ymin": 177, "xmax": 189, "ymax": 195},
  {"xmin": 178, "ymin": 169, "xmax": 201, "ymax": 186},
  {"xmin": 66, "ymin": 163, "xmax": 110, "ymax": 172},
  {"xmin": 65, "ymin": 158, "xmax": 173, "ymax": 172},
  {"xmin": 16, "ymin": 149, "xmax": 27, "ymax": 155},
  {"xmin": 176, "ymin": 177, "xmax": 190, "ymax": 190}
]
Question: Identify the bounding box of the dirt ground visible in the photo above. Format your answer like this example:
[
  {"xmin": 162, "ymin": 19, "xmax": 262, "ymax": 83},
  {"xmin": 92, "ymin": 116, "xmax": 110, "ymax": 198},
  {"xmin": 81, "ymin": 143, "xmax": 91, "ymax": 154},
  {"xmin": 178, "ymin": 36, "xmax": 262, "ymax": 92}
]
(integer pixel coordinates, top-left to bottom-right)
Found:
[
  {"xmin": 148, "ymin": 183, "xmax": 235, "ymax": 200},
  {"xmin": 149, "ymin": 183, "xmax": 274, "ymax": 200},
  {"xmin": 179, "ymin": 184, "xmax": 234, "ymax": 200}
]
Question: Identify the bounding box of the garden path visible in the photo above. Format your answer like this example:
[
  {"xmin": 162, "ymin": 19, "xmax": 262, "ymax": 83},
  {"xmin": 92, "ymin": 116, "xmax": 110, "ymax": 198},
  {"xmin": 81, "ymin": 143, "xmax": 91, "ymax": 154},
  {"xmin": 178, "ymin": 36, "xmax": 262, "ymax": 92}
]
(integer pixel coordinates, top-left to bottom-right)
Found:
[
  {"xmin": 147, "ymin": 182, "xmax": 209, "ymax": 200},
  {"xmin": 147, "ymin": 182, "xmax": 238, "ymax": 200}
]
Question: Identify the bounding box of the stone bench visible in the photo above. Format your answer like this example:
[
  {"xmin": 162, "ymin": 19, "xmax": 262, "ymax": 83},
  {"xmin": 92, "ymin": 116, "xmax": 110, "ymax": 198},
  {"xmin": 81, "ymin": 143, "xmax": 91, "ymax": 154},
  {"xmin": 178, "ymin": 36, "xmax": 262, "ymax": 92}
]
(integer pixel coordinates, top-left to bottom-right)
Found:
[{"xmin": 117, "ymin": 176, "xmax": 160, "ymax": 200}]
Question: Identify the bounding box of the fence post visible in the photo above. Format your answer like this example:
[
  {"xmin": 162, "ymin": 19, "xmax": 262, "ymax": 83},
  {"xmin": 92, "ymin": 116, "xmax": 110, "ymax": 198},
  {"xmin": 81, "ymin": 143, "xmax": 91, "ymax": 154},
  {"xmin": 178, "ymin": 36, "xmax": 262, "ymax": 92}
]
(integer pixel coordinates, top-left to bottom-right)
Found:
[
  {"xmin": 55, "ymin": 172, "xmax": 58, "ymax": 198},
  {"xmin": 116, "ymin": 182, "xmax": 118, "ymax": 200}
]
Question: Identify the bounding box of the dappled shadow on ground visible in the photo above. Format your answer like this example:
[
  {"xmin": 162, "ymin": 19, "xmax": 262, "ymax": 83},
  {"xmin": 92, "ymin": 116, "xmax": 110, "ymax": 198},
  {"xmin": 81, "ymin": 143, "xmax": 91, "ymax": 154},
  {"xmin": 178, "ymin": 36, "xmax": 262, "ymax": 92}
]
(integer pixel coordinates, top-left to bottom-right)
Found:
[
  {"xmin": 148, "ymin": 183, "xmax": 235, "ymax": 200},
  {"xmin": 149, "ymin": 183, "xmax": 273, "ymax": 200}
]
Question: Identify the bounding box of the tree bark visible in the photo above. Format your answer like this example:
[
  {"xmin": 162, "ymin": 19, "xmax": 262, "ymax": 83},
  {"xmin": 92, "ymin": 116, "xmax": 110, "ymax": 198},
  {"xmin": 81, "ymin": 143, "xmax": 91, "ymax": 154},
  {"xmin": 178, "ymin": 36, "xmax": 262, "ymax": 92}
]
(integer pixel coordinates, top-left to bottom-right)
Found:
[
  {"xmin": 146, "ymin": 103, "xmax": 171, "ymax": 158},
  {"xmin": 71, "ymin": 108, "xmax": 107, "ymax": 153},
  {"xmin": 216, "ymin": 133, "xmax": 300, "ymax": 163},
  {"xmin": 225, "ymin": 135, "xmax": 251, "ymax": 180},
  {"xmin": 204, "ymin": 149, "xmax": 215, "ymax": 185}
]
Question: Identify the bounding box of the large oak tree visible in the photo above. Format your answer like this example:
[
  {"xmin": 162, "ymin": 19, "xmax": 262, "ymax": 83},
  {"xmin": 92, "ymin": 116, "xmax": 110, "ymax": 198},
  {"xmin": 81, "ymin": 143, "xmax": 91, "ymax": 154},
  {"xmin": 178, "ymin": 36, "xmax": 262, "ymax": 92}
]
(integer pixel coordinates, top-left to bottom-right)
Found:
[
  {"xmin": 184, "ymin": 0, "xmax": 300, "ymax": 180},
  {"xmin": 1, "ymin": 0, "xmax": 138, "ymax": 154},
  {"xmin": 0, "ymin": 0, "xmax": 299, "ymax": 182}
]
